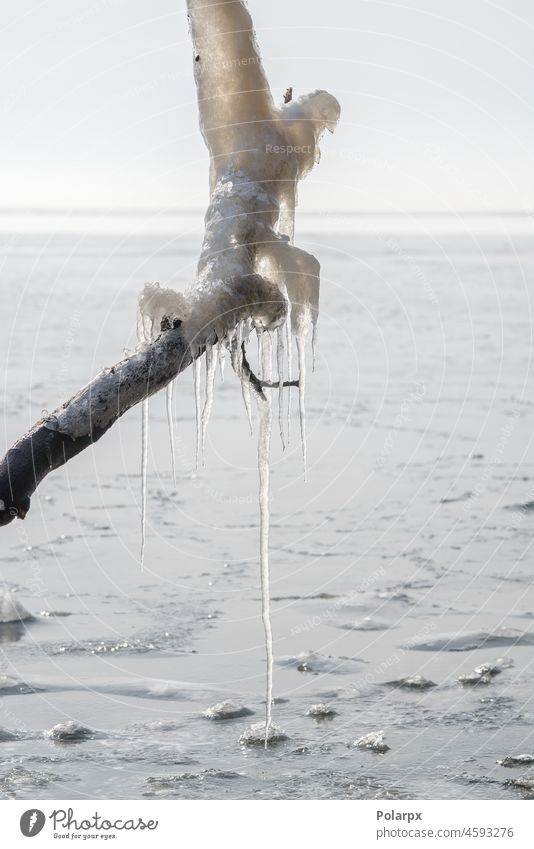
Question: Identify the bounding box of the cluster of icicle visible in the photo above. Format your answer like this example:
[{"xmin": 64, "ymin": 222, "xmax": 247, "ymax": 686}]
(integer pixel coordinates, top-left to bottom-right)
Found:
[
  {"xmin": 137, "ymin": 288, "xmax": 316, "ymax": 745},
  {"xmin": 135, "ymin": 0, "xmax": 340, "ymax": 747}
]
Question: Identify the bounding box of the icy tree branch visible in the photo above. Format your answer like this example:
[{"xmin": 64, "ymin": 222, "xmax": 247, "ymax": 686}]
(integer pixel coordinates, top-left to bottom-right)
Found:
[{"xmin": 0, "ymin": 0, "xmax": 339, "ymax": 527}]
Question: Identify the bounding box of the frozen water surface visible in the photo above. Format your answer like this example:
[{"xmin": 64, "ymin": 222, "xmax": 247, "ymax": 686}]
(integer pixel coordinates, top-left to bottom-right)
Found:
[{"xmin": 0, "ymin": 218, "xmax": 533, "ymax": 798}]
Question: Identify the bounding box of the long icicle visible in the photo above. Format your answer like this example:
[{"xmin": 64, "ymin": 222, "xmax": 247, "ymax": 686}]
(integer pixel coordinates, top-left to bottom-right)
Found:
[
  {"xmin": 258, "ymin": 330, "xmax": 274, "ymax": 747},
  {"xmin": 296, "ymin": 324, "xmax": 308, "ymax": 482},
  {"xmin": 140, "ymin": 397, "xmax": 149, "ymax": 568},
  {"xmin": 193, "ymin": 357, "xmax": 202, "ymax": 471},
  {"xmin": 311, "ymin": 323, "xmax": 318, "ymax": 373},
  {"xmin": 201, "ymin": 343, "xmax": 217, "ymax": 460},
  {"xmin": 217, "ymin": 340, "xmax": 226, "ymax": 382},
  {"xmin": 233, "ymin": 324, "xmax": 253, "ymax": 433},
  {"xmin": 166, "ymin": 380, "xmax": 176, "ymax": 485},
  {"xmin": 276, "ymin": 326, "xmax": 285, "ymax": 449},
  {"xmin": 285, "ymin": 296, "xmax": 293, "ymax": 445},
  {"xmin": 240, "ymin": 367, "xmax": 253, "ymax": 435}
]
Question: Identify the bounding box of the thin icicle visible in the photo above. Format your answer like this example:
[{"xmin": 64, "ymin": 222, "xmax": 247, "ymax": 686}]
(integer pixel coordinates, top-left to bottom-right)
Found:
[
  {"xmin": 217, "ymin": 341, "xmax": 226, "ymax": 382},
  {"xmin": 193, "ymin": 357, "xmax": 202, "ymax": 472},
  {"xmin": 140, "ymin": 397, "xmax": 149, "ymax": 568},
  {"xmin": 296, "ymin": 322, "xmax": 308, "ymax": 482},
  {"xmin": 257, "ymin": 330, "xmax": 274, "ymax": 747},
  {"xmin": 285, "ymin": 300, "xmax": 293, "ymax": 445},
  {"xmin": 311, "ymin": 323, "xmax": 318, "ymax": 373},
  {"xmin": 240, "ymin": 369, "xmax": 253, "ymax": 435},
  {"xmin": 166, "ymin": 380, "xmax": 176, "ymax": 485},
  {"xmin": 276, "ymin": 326, "xmax": 285, "ymax": 449},
  {"xmin": 235, "ymin": 321, "xmax": 243, "ymax": 375},
  {"xmin": 256, "ymin": 327, "xmax": 263, "ymax": 380},
  {"xmin": 201, "ymin": 344, "xmax": 217, "ymax": 459}
]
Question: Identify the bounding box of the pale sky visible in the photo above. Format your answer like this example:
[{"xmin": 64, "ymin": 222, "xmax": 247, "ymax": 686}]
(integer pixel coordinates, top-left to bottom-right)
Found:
[{"xmin": 1, "ymin": 0, "xmax": 534, "ymax": 212}]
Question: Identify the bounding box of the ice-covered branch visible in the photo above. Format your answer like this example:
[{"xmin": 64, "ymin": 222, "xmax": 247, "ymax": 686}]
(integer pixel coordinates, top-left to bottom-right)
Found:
[
  {"xmin": 0, "ymin": 0, "xmax": 339, "ymax": 527},
  {"xmin": 0, "ymin": 276, "xmax": 285, "ymax": 527}
]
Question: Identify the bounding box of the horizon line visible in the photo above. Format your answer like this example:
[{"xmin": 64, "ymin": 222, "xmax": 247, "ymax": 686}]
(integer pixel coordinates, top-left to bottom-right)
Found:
[{"xmin": 0, "ymin": 207, "xmax": 532, "ymax": 219}]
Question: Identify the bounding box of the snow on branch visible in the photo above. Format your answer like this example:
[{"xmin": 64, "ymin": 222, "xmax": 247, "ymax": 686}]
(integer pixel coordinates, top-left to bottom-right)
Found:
[{"xmin": 0, "ymin": 0, "xmax": 339, "ymax": 527}]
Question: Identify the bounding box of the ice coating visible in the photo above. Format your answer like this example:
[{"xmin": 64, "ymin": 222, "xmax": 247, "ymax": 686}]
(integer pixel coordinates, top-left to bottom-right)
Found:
[
  {"xmin": 185, "ymin": 0, "xmax": 339, "ymax": 354},
  {"xmin": 138, "ymin": 282, "xmax": 190, "ymax": 342}
]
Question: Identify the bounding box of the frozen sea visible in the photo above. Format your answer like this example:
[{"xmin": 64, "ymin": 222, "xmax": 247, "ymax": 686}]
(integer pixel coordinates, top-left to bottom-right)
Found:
[{"xmin": 0, "ymin": 209, "xmax": 533, "ymax": 800}]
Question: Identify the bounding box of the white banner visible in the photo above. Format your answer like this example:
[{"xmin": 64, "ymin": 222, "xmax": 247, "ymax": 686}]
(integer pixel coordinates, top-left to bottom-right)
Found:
[{"xmin": 0, "ymin": 800, "xmax": 532, "ymax": 848}]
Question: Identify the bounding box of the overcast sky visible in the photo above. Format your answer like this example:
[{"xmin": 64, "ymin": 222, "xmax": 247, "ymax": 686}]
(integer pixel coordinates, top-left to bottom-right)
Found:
[{"xmin": 1, "ymin": 0, "xmax": 533, "ymax": 212}]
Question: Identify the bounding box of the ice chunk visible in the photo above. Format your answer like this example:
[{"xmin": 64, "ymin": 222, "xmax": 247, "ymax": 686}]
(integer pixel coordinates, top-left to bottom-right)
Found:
[
  {"xmin": 353, "ymin": 730, "xmax": 390, "ymax": 753},
  {"xmin": 506, "ymin": 776, "xmax": 534, "ymax": 795},
  {"xmin": 239, "ymin": 722, "xmax": 288, "ymax": 747},
  {"xmin": 0, "ymin": 592, "xmax": 33, "ymax": 624},
  {"xmin": 386, "ymin": 675, "xmax": 437, "ymax": 690},
  {"xmin": 0, "ymin": 727, "xmax": 18, "ymax": 741},
  {"xmin": 204, "ymin": 701, "xmax": 254, "ymax": 721},
  {"xmin": 306, "ymin": 703, "xmax": 337, "ymax": 718},
  {"xmin": 499, "ymin": 754, "xmax": 534, "ymax": 768},
  {"xmin": 278, "ymin": 650, "xmax": 365, "ymax": 675},
  {"xmin": 47, "ymin": 721, "xmax": 95, "ymax": 742},
  {"xmin": 406, "ymin": 629, "xmax": 532, "ymax": 651},
  {"xmin": 458, "ymin": 658, "xmax": 513, "ymax": 686}
]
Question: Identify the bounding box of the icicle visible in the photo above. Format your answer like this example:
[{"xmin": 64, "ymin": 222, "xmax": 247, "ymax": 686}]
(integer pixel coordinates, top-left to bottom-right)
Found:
[
  {"xmin": 166, "ymin": 380, "xmax": 176, "ymax": 485},
  {"xmin": 201, "ymin": 344, "xmax": 217, "ymax": 460},
  {"xmin": 311, "ymin": 323, "xmax": 318, "ymax": 373},
  {"xmin": 193, "ymin": 357, "xmax": 202, "ymax": 472},
  {"xmin": 140, "ymin": 397, "xmax": 149, "ymax": 568},
  {"xmin": 285, "ymin": 297, "xmax": 293, "ymax": 445},
  {"xmin": 235, "ymin": 321, "xmax": 243, "ymax": 375},
  {"xmin": 276, "ymin": 326, "xmax": 285, "ymax": 449},
  {"xmin": 217, "ymin": 341, "xmax": 226, "ymax": 382},
  {"xmin": 296, "ymin": 322, "xmax": 308, "ymax": 482},
  {"xmin": 256, "ymin": 327, "xmax": 263, "ymax": 380},
  {"xmin": 240, "ymin": 369, "xmax": 253, "ymax": 435},
  {"xmin": 257, "ymin": 330, "xmax": 274, "ymax": 747}
]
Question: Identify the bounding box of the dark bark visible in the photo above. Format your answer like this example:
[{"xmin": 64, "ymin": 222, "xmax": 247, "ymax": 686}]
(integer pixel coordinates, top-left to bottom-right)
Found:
[{"xmin": 0, "ymin": 325, "xmax": 194, "ymax": 527}]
